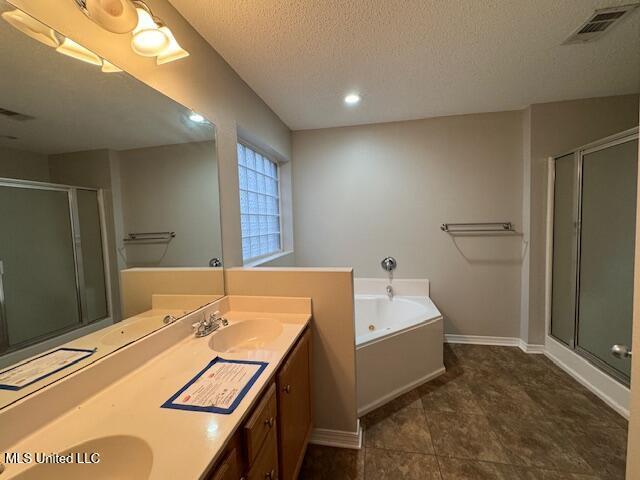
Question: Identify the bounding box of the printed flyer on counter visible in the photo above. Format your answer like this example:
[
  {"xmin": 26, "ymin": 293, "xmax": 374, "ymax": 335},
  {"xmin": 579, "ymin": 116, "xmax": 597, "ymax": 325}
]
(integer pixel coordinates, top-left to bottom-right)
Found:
[{"xmin": 161, "ymin": 357, "xmax": 268, "ymax": 414}]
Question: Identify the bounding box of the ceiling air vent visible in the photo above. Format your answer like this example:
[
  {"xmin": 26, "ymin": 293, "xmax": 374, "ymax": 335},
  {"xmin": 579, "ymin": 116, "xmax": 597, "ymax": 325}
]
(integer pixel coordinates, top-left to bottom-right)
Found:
[
  {"xmin": 0, "ymin": 107, "xmax": 34, "ymax": 122},
  {"xmin": 564, "ymin": 3, "xmax": 639, "ymax": 44}
]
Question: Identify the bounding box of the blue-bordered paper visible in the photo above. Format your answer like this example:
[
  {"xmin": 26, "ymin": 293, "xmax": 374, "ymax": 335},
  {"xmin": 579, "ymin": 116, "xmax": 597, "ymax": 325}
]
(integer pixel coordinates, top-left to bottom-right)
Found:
[
  {"xmin": 0, "ymin": 347, "xmax": 96, "ymax": 391},
  {"xmin": 161, "ymin": 357, "xmax": 268, "ymax": 415}
]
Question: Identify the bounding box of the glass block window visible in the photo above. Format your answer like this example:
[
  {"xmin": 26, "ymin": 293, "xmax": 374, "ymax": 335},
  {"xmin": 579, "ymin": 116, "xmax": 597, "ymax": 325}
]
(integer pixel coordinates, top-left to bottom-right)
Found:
[{"xmin": 238, "ymin": 142, "xmax": 281, "ymax": 262}]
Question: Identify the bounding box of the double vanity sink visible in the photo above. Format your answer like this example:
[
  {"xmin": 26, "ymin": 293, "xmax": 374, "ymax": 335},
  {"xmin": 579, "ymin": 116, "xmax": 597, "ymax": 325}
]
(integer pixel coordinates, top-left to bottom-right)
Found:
[{"xmin": 0, "ymin": 296, "xmax": 312, "ymax": 480}]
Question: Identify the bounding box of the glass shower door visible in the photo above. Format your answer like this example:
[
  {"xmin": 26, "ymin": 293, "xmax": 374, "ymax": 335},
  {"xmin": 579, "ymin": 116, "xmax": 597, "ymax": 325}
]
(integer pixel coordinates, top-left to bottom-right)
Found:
[
  {"xmin": 551, "ymin": 153, "xmax": 579, "ymax": 346},
  {"xmin": 0, "ymin": 184, "xmax": 81, "ymax": 351},
  {"xmin": 577, "ymin": 138, "xmax": 638, "ymax": 382}
]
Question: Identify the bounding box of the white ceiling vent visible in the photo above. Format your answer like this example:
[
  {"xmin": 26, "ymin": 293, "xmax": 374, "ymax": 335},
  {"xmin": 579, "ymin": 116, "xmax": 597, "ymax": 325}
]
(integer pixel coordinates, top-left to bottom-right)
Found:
[{"xmin": 564, "ymin": 3, "xmax": 639, "ymax": 44}]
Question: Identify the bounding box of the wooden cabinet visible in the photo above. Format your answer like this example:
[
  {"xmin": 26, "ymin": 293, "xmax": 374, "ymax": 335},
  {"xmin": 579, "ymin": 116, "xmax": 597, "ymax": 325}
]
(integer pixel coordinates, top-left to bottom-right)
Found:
[
  {"xmin": 247, "ymin": 427, "xmax": 278, "ymax": 480},
  {"xmin": 244, "ymin": 383, "xmax": 277, "ymax": 464},
  {"xmin": 277, "ymin": 329, "xmax": 312, "ymax": 480},
  {"xmin": 207, "ymin": 327, "xmax": 311, "ymax": 480},
  {"xmin": 209, "ymin": 447, "xmax": 243, "ymax": 480}
]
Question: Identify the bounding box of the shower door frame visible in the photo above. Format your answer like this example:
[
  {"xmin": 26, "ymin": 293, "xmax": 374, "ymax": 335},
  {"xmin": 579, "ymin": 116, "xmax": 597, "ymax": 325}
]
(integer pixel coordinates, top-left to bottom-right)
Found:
[
  {"xmin": 548, "ymin": 127, "xmax": 639, "ymax": 386},
  {"xmin": 0, "ymin": 177, "xmax": 113, "ymax": 354}
]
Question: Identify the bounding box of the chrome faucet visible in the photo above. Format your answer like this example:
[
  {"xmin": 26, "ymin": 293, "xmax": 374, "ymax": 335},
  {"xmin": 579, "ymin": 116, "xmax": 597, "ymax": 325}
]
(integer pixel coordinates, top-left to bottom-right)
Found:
[
  {"xmin": 386, "ymin": 285, "xmax": 394, "ymax": 299},
  {"xmin": 192, "ymin": 311, "xmax": 228, "ymax": 338}
]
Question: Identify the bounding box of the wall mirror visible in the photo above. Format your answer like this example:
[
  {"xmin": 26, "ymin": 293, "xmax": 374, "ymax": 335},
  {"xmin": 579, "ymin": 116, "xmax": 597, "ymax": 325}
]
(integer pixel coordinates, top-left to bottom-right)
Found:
[{"xmin": 0, "ymin": 1, "xmax": 223, "ymax": 409}]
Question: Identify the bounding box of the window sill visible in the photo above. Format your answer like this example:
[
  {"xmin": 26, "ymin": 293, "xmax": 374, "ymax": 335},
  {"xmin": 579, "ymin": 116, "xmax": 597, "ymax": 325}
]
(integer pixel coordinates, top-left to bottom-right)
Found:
[{"xmin": 243, "ymin": 250, "xmax": 294, "ymax": 267}]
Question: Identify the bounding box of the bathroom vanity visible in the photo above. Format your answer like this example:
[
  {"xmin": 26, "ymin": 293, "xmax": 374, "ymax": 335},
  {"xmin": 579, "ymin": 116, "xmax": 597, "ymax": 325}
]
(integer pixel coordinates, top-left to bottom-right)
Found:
[
  {"xmin": 208, "ymin": 327, "xmax": 312, "ymax": 480},
  {"xmin": 0, "ymin": 296, "xmax": 313, "ymax": 480}
]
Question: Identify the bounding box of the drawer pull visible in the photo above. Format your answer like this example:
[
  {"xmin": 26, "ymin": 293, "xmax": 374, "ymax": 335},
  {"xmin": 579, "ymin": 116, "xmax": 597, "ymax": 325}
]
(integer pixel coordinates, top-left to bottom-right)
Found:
[
  {"xmin": 264, "ymin": 416, "xmax": 275, "ymax": 428},
  {"xmin": 265, "ymin": 469, "xmax": 275, "ymax": 479},
  {"xmin": 283, "ymin": 384, "xmax": 291, "ymax": 394}
]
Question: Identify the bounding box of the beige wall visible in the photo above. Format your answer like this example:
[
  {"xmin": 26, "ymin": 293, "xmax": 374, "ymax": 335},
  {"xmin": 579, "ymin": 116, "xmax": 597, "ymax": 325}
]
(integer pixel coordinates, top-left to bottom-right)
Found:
[
  {"xmin": 120, "ymin": 268, "xmax": 224, "ymax": 318},
  {"xmin": 626, "ymin": 104, "xmax": 640, "ymax": 480},
  {"xmin": 0, "ymin": 146, "xmax": 49, "ymax": 182},
  {"xmin": 9, "ymin": 0, "xmax": 292, "ymax": 268},
  {"xmin": 257, "ymin": 252, "xmax": 297, "ymax": 267},
  {"xmin": 292, "ymin": 111, "xmax": 524, "ymax": 338},
  {"xmin": 117, "ymin": 142, "xmax": 222, "ymax": 268},
  {"xmin": 225, "ymin": 267, "xmax": 357, "ymax": 434},
  {"xmin": 524, "ymin": 94, "xmax": 640, "ymax": 345}
]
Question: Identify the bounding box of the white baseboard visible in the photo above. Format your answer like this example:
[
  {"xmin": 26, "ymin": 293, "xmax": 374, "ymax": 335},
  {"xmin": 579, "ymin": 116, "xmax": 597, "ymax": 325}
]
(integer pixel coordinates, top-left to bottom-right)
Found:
[
  {"xmin": 357, "ymin": 367, "xmax": 446, "ymax": 417},
  {"xmin": 518, "ymin": 339, "xmax": 545, "ymax": 354},
  {"xmin": 444, "ymin": 334, "xmax": 544, "ymax": 355},
  {"xmin": 309, "ymin": 419, "xmax": 363, "ymax": 450},
  {"xmin": 545, "ymin": 336, "xmax": 629, "ymax": 419},
  {"xmin": 444, "ymin": 334, "xmax": 520, "ymax": 346}
]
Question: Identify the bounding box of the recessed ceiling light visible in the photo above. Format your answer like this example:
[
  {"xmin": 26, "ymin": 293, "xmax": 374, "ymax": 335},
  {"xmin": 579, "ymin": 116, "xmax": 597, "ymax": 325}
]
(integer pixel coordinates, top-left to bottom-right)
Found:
[
  {"xmin": 344, "ymin": 93, "xmax": 361, "ymax": 105},
  {"xmin": 189, "ymin": 112, "xmax": 206, "ymax": 123}
]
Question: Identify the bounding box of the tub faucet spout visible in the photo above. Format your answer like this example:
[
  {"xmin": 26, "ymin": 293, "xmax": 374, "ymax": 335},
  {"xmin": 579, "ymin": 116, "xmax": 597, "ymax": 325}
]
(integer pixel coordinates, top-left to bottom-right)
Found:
[{"xmin": 386, "ymin": 285, "xmax": 394, "ymax": 299}]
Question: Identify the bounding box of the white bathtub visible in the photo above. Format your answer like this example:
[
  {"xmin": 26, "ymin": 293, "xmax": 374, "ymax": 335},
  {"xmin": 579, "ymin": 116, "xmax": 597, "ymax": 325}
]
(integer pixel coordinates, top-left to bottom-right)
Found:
[{"xmin": 355, "ymin": 279, "xmax": 445, "ymax": 416}]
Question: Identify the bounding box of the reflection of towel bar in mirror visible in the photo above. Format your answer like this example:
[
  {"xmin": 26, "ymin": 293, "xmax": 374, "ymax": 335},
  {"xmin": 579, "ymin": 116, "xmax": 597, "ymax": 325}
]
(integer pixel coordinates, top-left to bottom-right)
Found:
[
  {"xmin": 440, "ymin": 222, "xmax": 514, "ymax": 233},
  {"xmin": 123, "ymin": 231, "xmax": 176, "ymax": 243}
]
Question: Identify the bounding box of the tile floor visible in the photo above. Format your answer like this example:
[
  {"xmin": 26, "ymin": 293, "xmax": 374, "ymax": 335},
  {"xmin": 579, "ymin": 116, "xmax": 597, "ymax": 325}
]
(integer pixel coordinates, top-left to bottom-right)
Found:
[{"xmin": 300, "ymin": 344, "xmax": 628, "ymax": 479}]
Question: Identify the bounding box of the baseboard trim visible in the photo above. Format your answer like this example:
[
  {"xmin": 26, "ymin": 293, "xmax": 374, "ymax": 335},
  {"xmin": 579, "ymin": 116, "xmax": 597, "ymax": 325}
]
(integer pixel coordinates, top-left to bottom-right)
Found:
[
  {"xmin": 518, "ymin": 339, "xmax": 545, "ymax": 354},
  {"xmin": 545, "ymin": 337, "xmax": 629, "ymax": 419},
  {"xmin": 309, "ymin": 419, "xmax": 363, "ymax": 450},
  {"xmin": 357, "ymin": 366, "xmax": 446, "ymax": 417},
  {"xmin": 444, "ymin": 334, "xmax": 519, "ymax": 347},
  {"xmin": 444, "ymin": 334, "xmax": 544, "ymax": 355}
]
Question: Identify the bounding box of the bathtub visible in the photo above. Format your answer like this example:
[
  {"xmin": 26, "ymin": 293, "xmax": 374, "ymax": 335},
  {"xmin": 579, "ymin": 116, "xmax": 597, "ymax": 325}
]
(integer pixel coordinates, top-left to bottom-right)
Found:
[{"xmin": 355, "ymin": 278, "xmax": 444, "ymax": 416}]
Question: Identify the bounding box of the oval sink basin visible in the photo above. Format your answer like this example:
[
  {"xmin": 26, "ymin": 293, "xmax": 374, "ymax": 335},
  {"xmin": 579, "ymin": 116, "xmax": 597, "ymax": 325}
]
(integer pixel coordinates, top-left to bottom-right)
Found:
[
  {"xmin": 209, "ymin": 319, "xmax": 283, "ymax": 352},
  {"xmin": 12, "ymin": 435, "xmax": 153, "ymax": 480},
  {"xmin": 100, "ymin": 315, "xmax": 165, "ymax": 346}
]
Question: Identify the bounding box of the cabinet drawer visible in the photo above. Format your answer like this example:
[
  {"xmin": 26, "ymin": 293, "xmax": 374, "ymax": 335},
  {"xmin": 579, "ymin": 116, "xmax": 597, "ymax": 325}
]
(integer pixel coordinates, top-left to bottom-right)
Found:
[
  {"xmin": 247, "ymin": 428, "xmax": 278, "ymax": 480},
  {"xmin": 244, "ymin": 382, "xmax": 277, "ymax": 465}
]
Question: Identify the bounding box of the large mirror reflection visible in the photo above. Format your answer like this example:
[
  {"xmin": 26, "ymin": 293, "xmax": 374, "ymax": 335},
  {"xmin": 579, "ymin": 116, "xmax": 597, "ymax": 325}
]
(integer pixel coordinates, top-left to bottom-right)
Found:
[{"xmin": 0, "ymin": 2, "xmax": 223, "ymax": 407}]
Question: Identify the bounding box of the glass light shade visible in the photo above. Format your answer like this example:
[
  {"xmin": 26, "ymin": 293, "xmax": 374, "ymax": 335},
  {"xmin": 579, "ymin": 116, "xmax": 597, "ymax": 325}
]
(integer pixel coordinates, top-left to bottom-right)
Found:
[
  {"xmin": 131, "ymin": 7, "xmax": 169, "ymax": 56},
  {"xmin": 56, "ymin": 37, "xmax": 102, "ymax": 66},
  {"xmin": 1, "ymin": 9, "xmax": 59, "ymax": 48},
  {"xmin": 101, "ymin": 59, "xmax": 122, "ymax": 72},
  {"xmin": 84, "ymin": 0, "xmax": 137, "ymax": 33},
  {"xmin": 156, "ymin": 26, "xmax": 189, "ymax": 64}
]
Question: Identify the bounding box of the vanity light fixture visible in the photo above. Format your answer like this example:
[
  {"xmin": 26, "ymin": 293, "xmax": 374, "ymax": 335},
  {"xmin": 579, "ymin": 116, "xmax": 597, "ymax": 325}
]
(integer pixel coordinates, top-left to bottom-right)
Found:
[
  {"xmin": 74, "ymin": 0, "xmax": 138, "ymax": 34},
  {"xmin": 56, "ymin": 37, "xmax": 102, "ymax": 66},
  {"xmin": 3, "ymin": 6, "xmax": 123, "ymax": 73},
  {"xmin": 130, "ymin": 3, "xmax": 169, "ymax": 57},
  {"xmin": 73, "ymin": 0, "xmax": 189, "ymax": 65},
  {"xmin": 156, "ymin": 25, "xmax": 189, "ymax": 64},
  {"xmin": 344, "ymin": 93, "xmax": 361, "ymax": 105},
  {"xmin": 1, "ymin": 9, "xmax": 59, "ymax": 48},
  {"xmin": 129, "ymin": 1, "xmax": 188, "ymax": 64}
]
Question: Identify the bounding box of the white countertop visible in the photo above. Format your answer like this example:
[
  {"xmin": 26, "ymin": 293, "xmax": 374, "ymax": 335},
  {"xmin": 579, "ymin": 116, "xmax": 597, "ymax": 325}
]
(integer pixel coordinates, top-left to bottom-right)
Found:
[{"xmin": 0, "ymin": 298, "xmax": 311, "ymax": 479}]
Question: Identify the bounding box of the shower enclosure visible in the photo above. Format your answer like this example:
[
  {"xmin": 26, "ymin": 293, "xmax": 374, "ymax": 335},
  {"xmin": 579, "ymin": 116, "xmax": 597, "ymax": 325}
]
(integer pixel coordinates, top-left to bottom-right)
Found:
[
  {"xmin": 0, "ymin": 178, "xmax": 109, "ymax": 355},
  {"xmin": 550, "ymin": 128, "xmax": 638, "ymax": 385}
]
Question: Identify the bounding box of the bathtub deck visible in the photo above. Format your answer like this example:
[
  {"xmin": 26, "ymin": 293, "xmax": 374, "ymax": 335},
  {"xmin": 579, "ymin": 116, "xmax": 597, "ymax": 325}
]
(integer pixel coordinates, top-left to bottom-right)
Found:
[{"xmin": 301, "ymin": 343, "xmax": 628, "ymax": 479}]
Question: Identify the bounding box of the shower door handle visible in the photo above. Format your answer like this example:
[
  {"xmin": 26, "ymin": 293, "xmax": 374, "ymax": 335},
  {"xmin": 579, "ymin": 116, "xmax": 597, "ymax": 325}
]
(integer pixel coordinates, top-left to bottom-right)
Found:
[{"xmin": 610, "ymin": 344, "xmax": 632, "ymax": 359}]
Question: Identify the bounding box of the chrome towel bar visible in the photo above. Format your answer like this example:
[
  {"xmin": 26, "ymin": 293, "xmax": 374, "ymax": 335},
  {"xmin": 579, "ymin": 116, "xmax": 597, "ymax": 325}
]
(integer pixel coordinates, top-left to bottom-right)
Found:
[
  {"xmin": 123, "ymin": 231, "xmax": 176, "ymax": 242},
  {"xmin": 440, "ymin": 222, "xmax": 514, "ymax": 233}
]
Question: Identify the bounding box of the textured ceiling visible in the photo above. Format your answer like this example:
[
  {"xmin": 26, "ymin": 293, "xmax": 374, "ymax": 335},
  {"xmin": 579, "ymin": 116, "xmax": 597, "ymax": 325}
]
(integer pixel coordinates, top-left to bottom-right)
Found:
[
  {"xmin": 168, "ymin": 0, "xmax": 640, "ymax": 130},
  {"xmin": 0, "ymin": 2, "xmax": 213, "ymax": 155}
]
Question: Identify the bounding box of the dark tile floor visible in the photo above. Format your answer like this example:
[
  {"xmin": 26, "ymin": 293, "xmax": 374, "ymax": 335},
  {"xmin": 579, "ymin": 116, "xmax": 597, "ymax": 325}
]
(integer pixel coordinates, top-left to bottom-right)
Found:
[{"xmin": 300, "ymin": 344, "xmax": 628, "ymax": 480}]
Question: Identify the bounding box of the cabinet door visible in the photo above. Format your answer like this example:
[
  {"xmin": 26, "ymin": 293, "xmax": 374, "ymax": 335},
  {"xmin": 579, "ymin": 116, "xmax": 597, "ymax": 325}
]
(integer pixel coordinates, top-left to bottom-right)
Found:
[
  {"xmin": 277, "ymin": 328, "xmax": 312, "ymax": 480},
  {"xmin": 209, "ymin": 447, "xmax": 242, "ymax": 480}
]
